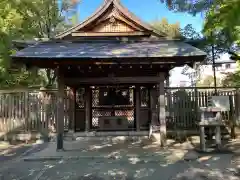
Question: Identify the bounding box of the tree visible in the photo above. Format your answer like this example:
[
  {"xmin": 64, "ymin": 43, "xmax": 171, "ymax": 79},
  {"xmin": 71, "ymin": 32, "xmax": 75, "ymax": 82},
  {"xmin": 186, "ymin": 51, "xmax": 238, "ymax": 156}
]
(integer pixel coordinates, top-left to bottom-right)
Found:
[
  {"xmin": 221, "ymin": 60, "xmax": 240, "ymax": 87},
  {"xmin": 222, "ymin": 72, "xmax": 240, "ymax": 87},
  {"xmin": 151, "ymin": 18, "xmax": 181, "ymax": 38},
  {"xmin": 203, "ymin": 0, "xmax": 240, "ymax": 48},
  {"xmin": 203, "ymin": 1, "xmax": 240, "ymax": 88},
  {"xmin": 0, "ymin": 0, "xmax": 45, "ymax": 88},
  {"xmin": 181, "ymin": 24, "xmax": 201, "ymax": 40},
  {"xmin": 18, "ymin": 0, "xmax": 77, "ymax": 87},
  {"xmin": 197, "ymin": 75, "xmax": 221, "ymax": 87},
  {"xmin": 0, "ymin": 0, "xmax": 75, "ymax": 88},
  {"xmin": 160, "ymin": 0, "xmax": 216, "ymax": 15},
  {"xmin": 230, "ymin": 51, "xmax": 240, "ymax": 61}
]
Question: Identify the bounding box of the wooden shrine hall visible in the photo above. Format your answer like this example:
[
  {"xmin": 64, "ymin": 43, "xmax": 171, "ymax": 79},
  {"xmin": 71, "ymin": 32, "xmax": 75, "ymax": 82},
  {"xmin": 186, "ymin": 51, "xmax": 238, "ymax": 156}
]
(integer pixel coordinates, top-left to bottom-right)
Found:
[{"xmin": 12, "ymin": 0, "xmax": 206, "ymax": 149}]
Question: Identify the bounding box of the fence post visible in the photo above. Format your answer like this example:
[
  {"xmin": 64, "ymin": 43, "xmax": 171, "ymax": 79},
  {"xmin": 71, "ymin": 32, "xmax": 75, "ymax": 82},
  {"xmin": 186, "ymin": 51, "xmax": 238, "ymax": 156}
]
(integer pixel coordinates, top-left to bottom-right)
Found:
[
  {"xmin": 229, "ymin": 94, "xmax": 236, "ymax": 139},
  {"xmin": 234, "ymin": 89, "xmax": 240, "ymax": 135},
  {"xmin": 194, "ymin": 87, "xmax": 199, "ymax": 126},
  {"xmin": 24, "ymin": 91, "xmax": 29, "ymax": 133}
]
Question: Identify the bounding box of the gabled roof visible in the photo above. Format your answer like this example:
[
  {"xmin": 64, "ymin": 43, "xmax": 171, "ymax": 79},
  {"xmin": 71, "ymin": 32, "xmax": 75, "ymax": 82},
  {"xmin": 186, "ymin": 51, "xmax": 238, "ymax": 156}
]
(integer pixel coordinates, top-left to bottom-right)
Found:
[{"xmin": 56, "ymin": 0, "xmax": 165, "ymax": 39}]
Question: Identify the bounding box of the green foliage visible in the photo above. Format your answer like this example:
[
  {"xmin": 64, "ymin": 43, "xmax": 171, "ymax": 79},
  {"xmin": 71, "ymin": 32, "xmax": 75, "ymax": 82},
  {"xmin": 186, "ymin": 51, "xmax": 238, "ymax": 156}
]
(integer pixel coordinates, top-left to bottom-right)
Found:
[
  {"xmin": 222, "ymin": 72, "xmax": 240, "ymax": 87},
  {"xmin": 230, "ymin": 51, "xmax": 240, "ymax": 61},
  {"xmin": 181, "ymin": 24, "xmax": 201, "ymax": 40},
  {"xmin": 0, "ymin": 0, "xmax": 75, "ymax": 88},
  {"xmin": 203, "ymin": 0, "xmax": 240, "ymax": 87},
  {"xmin": 221, "ymin": 61, "xmax": 240, "ymax": 87},
  {"xmin": 151, "ymin": 18, "xmax": 181, "ymax": 38},
  {"xmin": 197, "ymin": 75, "xmax": 221, "ymax": 87},
  {"xmin": 203, "ymin": 0, "xmax": 240, "ymax": 47},
  {"xmin": 160, "ymin": 0, "xmax": 215, "ymax": 15}
]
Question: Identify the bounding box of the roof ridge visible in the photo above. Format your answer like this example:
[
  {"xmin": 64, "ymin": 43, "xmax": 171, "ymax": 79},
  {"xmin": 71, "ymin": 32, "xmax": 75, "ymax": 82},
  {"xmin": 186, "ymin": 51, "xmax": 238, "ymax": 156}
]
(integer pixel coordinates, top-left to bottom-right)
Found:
[
  {"xmin": 55, "ymin": 0, "xmax": 166, "ymax": 39},
  {"xmin": 55, "ymin": 0, "xmax": 112, "ymax": 39}
]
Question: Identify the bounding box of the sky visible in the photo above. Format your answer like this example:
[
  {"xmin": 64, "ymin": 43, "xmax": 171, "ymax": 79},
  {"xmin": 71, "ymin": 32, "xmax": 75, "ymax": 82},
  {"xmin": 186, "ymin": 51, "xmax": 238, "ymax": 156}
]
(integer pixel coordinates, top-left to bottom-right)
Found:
[{"xmin": 79, "ymin": 0, "xmax": 204, "ymax": 32}]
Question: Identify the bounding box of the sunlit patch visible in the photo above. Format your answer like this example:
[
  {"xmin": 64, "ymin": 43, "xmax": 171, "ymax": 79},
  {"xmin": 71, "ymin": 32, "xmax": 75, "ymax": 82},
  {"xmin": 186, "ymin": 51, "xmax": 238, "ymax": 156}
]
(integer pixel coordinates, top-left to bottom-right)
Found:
[
  {"xmin": 44, "ymin": 164, "xmax": 55, "ymax": 169},
  {"xmin": 58, "ymin": 160, "xmax": 65, "ymax": 164},
  {"xmin": 212, "ymin": 156, "xmax": 220, "ymax": 161},
  {"xmin": 128, "ymin": 157, "xmax": 141, "ymax": 164},
  {"xmin": 111, "ymin": 49, "xmax": 134, "ymax": 55},
  {"xmin": 134, "ymin": 168, "xmax": 155, "ymax": 178},
  {"xmin": 197, "ymin": 155, "xmax": 212, "ymax": 162},
  {"xmin": 28, "ymin": 169, "xmax": 36, "ymax": 176},
  {"xmin": 105, "ymin": 169, "xmax": 127, "ymax": 179},
  {"xmin": 89, "ymin": 144, "xmax": 112, "ymax": 150},
  {"xmin": 3, "ymin": 153, "xmax": 16, "ymax": 156}
]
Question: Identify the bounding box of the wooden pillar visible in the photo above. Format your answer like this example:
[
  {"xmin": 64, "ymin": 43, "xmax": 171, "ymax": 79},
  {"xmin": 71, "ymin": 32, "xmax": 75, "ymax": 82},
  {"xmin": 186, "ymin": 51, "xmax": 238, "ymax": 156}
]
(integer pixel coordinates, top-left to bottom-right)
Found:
[
  {"xmin": 68, "ymin": 87, "xmax": 76, "ymax": 132},
  {"xmin": 56, "ymin": 67, "xmax": 65, "ymax": 150},
  {"xmin": 158, "ymin": 73, "xmax": 167, "ymax": 146},
  {"xmin": 135, "ymin": 85, "xmax": 141, "ymax": 131},
  {"xmin": 85, "ymin": 86, "xmax": 91, "ymax": 132},
  {"xmin": 72, "ymin": 88, "xmax": 76, "ymax": 132}
]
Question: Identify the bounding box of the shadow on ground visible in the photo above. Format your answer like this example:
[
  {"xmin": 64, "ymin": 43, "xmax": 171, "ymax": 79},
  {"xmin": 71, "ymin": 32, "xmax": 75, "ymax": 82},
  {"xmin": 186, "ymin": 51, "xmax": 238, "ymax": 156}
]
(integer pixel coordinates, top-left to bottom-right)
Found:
[{"xmin": 15, "ymin": 137, "xmax": 240, "ymax": 180}]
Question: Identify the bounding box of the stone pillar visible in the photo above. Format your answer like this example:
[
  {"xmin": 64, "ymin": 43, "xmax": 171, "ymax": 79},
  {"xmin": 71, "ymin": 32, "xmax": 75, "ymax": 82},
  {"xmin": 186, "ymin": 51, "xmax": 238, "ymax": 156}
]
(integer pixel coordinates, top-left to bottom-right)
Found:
[
  {"xmin": 56, "ymin": 67, "xmax": 65, "ymax": 150},
  {"xmin": 150, "ymin": 86, "xmax": 158, "ymax": 125},
  {"xmin": 85, "ymin": 86, "xmax": 91, "ymax": 132},
  {"xmin": 135, "ymin": 85, "xmax": 141, "ymax": 131},
  {"xmin": 158, "ymin": 73, "xmax": 167, "ymax": 147},
  {"xmin": 149, "ymin": 86, "xmax": 158, "ymax": 141}
]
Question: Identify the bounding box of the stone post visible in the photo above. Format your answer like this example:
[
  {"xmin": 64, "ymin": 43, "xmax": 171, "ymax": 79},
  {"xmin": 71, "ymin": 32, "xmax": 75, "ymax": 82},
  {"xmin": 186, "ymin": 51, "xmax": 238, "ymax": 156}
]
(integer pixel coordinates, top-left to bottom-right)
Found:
[{"xmin": 158, "ymin": 73, "xmax": 167, "ymax": 147}]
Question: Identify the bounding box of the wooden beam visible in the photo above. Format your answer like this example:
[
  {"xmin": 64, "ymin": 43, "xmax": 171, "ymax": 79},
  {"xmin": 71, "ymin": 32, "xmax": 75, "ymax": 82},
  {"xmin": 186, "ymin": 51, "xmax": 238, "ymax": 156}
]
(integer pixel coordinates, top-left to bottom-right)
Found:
[
  {"xmin": 65, "ymin": 76, "xmax": 163, "ymax": 85},
  {"xmin": 71, "ymin": 32, "xmax": 146, "ymax": 37}
]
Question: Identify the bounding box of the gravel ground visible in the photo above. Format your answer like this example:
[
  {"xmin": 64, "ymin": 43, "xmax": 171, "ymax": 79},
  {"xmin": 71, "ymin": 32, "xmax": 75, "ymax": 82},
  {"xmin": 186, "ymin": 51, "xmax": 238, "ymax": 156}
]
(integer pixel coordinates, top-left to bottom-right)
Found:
[
  {"xmin": 1, "ymin": 138, "xmax": 240, "ymax": 180},
  {"xmin": 0, "ymin": 144, "xmax": 32, "ymax": 163},
  {"xmin": 0, "ymin": 154, "xmax": 239, "ymax": 180}
]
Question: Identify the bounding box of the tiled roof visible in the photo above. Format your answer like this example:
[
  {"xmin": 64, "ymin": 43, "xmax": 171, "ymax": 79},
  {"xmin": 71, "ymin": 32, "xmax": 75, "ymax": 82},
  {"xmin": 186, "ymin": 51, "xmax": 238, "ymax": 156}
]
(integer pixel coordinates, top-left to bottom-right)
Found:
[{"xmin": 12, "ymin": 40, "xmax": 206, "ymax": 60}]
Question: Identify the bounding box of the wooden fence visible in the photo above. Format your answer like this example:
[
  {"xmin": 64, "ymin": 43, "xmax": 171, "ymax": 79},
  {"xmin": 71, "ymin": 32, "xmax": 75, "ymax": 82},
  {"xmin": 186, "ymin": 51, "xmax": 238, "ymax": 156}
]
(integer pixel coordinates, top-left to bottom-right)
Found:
[
  {"xmin": 0, "ymin": 89, "xmax": 70, "ymax": 135},
  {"xmin": 165, "ymin": 87, "xmax": 237, "ymax": 130},
  {"xmin": 0, "ymin": 87, "xmax": 239, "ymax": 136}
]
